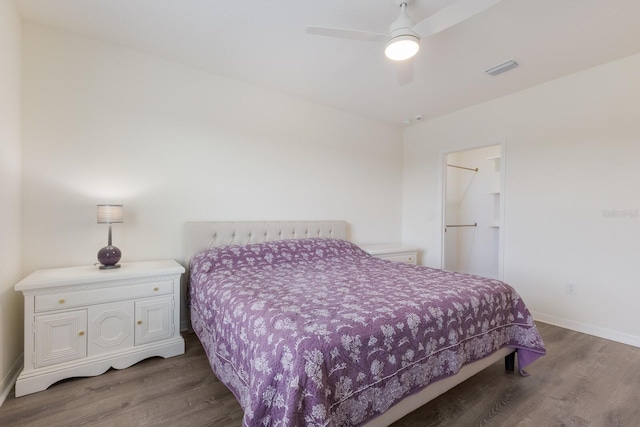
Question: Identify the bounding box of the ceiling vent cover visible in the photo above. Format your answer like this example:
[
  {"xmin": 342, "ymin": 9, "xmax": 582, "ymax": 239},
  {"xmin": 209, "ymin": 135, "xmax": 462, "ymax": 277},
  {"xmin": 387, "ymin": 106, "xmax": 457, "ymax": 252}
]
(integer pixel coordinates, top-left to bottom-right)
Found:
[{"xmin": 485, "ymin": 59, "xmax": 518, "ymax": 76}]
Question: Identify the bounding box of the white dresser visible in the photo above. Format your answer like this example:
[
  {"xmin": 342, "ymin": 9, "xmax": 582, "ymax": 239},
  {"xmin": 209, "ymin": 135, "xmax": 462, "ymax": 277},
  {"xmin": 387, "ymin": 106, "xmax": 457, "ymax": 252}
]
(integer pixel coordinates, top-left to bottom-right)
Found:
[
  {"xmin": 14, "ymin": 259, "xmax": 185, "ymax": 397},
  {"xmin": 360, "ymin": 244, "xmax": 419, "ymax": 265}
]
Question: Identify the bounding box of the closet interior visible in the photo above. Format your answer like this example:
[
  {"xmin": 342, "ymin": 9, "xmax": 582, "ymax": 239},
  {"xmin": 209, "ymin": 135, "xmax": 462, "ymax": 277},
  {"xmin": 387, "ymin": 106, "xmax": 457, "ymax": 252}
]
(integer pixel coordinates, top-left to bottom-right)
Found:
[{"xmin": 443, "ymin": 144, "xmax": 502, "ymax": 279}]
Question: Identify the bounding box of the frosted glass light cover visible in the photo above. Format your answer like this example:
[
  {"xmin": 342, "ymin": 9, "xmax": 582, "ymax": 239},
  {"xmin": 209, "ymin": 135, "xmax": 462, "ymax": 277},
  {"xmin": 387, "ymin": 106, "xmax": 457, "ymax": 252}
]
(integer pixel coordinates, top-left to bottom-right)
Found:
[
  {"xmin": 97, "ymin": 204, "xmax": 124, "ymax": 224},
  {"xmin": 385, "ymin": 36, "xmax": 419, "ymax": 61}
]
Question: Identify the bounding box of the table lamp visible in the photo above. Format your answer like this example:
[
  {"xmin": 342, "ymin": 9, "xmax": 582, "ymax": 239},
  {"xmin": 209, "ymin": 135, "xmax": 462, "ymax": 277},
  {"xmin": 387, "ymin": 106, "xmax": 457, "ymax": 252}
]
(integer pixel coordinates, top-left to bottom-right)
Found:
[{"xmin": 97, "ymin": 204, "xmax": 123, "ymax": 269}]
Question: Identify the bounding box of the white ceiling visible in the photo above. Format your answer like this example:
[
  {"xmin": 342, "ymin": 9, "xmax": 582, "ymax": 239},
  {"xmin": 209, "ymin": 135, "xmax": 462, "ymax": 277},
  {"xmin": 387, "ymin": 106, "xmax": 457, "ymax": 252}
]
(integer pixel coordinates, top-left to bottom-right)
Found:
[{"xmin": 12, "ymin": 0, "xmax": 640, "ymax": 126}]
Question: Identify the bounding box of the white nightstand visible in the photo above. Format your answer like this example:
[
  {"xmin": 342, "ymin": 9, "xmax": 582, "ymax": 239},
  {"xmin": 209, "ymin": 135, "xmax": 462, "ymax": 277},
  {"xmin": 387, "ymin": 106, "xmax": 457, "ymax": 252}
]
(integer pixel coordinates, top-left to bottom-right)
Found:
[
  {"xmin": 360, "ymin": 244, "xmax": 419, "ymax": 265},
  {"xmin": 14, "ymin": 259, "xmax": 185, "ymax": 397}
]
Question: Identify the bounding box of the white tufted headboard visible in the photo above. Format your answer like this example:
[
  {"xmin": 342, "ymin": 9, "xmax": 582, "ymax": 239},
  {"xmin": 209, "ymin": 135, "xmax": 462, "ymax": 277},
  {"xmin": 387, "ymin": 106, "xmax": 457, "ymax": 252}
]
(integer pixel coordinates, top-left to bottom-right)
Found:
[{"xmin": 184, "ymin": 221, "xmax": 348, "ymax": 266}]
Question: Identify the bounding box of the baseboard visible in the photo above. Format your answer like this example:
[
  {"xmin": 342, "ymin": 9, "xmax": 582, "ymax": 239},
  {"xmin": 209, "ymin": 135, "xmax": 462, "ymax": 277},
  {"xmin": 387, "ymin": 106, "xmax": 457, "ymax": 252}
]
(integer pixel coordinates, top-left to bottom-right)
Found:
[
  {"xmin": 532, "ymin": 311, "xmax": 640, "ymax": 348},
  {"xmin": 180, "ymin": 319, "xmax": 191, "ymax": 332},
  {"xmin": 0, "ymin": 353, "xmax": 23, "ymax": 407}
]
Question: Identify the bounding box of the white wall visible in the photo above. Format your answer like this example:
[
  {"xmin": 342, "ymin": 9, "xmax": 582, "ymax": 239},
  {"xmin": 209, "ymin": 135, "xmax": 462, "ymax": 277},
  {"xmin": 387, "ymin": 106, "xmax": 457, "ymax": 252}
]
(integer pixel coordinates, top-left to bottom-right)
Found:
[
  {"xmin": 22, "ymin": 23, "xmax": 404, "ymax": 324},
  {"xmin": 403, "ymin": 53, "xmax": 640, "ymax": 346},
  {"xmin": 0, "ymin": 0, "xmax": 23, "ymax": 406}
]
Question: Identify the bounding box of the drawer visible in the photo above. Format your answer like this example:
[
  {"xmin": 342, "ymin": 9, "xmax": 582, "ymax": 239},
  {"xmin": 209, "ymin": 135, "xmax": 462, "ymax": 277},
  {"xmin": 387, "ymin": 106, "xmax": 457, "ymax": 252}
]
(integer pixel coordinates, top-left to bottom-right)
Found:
[
  {"xmin": 377, "ymin": 252, "xmax": 417, "ymax": 265},
  {"xmin": 35, "ymin": 280, "xmax": 173, "ymax": 312}
]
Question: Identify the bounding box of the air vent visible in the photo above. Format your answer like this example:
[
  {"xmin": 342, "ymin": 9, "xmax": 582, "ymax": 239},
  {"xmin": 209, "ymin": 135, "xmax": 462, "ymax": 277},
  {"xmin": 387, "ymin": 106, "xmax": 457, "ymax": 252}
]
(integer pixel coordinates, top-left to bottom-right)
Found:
[{"xmin": 485, "ymin": 59, "xmax": 518, "ymax": 76}]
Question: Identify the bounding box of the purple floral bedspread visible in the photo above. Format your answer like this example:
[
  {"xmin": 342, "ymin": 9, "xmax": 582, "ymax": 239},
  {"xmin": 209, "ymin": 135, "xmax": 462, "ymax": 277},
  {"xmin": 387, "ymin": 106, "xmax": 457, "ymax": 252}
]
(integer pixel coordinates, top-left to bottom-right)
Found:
[{"xmin": 189, "ymin": 238, "xmax": 545, "ymax": 426}]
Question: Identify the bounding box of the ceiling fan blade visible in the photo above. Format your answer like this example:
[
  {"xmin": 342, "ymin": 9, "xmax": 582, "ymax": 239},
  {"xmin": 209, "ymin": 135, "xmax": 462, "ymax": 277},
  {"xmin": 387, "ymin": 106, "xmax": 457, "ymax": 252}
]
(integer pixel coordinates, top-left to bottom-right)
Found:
[
  {"xmin": 396, "ymin": 58, "xmax": 414, "ymax": 86},
  {"xmin": 306, "ymin": 26, "xmax": 387, "ymax": 43},
  {"xmin": 412, "ymin": 0, "xmax": 504, "ymax": 38}
]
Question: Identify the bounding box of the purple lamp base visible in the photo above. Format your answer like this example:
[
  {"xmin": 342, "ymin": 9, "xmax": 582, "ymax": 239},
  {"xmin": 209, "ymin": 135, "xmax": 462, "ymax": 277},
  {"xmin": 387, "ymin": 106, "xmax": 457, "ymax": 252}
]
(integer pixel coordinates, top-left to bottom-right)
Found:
[{"xmin": 98, "ymin": 245, "xmax": 121, "ymax": 269}]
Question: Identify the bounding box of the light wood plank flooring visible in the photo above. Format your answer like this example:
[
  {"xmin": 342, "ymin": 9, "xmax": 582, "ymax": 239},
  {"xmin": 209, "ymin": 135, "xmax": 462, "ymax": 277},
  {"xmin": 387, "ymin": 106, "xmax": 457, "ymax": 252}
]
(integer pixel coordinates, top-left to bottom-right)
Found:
[{"xmin": 1, "ymin": 323, "xmax": 639, "ymax": 426}]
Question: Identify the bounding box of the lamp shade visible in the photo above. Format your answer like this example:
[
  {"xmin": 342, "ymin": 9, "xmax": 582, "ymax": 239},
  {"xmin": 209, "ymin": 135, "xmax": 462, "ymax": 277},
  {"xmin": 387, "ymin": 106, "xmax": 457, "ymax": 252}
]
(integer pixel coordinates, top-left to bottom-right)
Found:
[
  {"xmin": 97, "ymin": 204, "xmax": 124, "ymax": 224},
  {"xmin": 385, "ymin": 35, "xmax": 420, "ymax": 61}
]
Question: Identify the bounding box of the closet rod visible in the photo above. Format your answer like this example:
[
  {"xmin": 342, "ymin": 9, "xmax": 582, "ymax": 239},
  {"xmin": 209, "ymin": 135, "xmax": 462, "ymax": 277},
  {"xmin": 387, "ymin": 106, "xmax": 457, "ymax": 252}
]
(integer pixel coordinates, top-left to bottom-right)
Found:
[
  {"xmin": 447, "ymin": 164, "xmax": 478, "ymax": 172},
  {"xmin": 445, "ymin": 223, "xmax": 478, "ymax": 228}
]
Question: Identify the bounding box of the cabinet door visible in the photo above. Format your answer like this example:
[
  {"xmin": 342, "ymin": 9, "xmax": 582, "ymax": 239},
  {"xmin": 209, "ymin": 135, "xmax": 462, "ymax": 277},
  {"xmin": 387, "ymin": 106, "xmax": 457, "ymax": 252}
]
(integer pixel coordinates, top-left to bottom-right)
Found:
[
  {"xmin": 88, "ymin": 301, "xmax": 134, "ymax": 356},
  {"xmin": 35, "ymin": 310, "xmax": 87, "ymax": 368},
  {"xmin": 134, "ymin": 297, "xmax": 173, "ymax": 346}
]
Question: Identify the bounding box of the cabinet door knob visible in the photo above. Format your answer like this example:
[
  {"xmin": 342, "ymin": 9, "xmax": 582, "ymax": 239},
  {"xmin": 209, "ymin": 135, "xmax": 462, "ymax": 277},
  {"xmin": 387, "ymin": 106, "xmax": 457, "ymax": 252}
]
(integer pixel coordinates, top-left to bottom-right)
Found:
[
  {"xmin": 137, "ymin": 320, "xmax": 142, "ymax": 325},
  {"xmin": 78, "ymin": 331, "xmax": 85, "ymax": 336},
  {"xmin": 59, "ymin": 299, "xmax": 65, "ymax": 304},
  {"xmin": 153, "ymin": 287, "xmax": 159, "ymax": 291}
]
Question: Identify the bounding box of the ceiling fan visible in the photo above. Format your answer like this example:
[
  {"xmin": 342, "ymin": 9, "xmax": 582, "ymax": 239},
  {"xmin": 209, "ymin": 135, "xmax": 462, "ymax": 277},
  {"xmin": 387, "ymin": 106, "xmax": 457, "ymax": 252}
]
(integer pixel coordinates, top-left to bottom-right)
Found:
[{"xmin": 306, "ymin": 0, "xmax": 504, "ymax": 85}]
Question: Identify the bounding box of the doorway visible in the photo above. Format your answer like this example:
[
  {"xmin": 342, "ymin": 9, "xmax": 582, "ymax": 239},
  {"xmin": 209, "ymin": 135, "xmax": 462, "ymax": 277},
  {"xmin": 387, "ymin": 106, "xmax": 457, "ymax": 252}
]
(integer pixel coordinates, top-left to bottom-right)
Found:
[{"xmin": 443, "ymin": 144, "xmax": 503, "ymax": 279}]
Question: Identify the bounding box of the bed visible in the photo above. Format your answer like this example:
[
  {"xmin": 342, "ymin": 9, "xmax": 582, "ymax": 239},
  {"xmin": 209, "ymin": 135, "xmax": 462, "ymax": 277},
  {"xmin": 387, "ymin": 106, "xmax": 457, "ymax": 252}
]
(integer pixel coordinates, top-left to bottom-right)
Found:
[{"xmin": 185, "ymin": 221, "xmax": 545, "ymax": 426}]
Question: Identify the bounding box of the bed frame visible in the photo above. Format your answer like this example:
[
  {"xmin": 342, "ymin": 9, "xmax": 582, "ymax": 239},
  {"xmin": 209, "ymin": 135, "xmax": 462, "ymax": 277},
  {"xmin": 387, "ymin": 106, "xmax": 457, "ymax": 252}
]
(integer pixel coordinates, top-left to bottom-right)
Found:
[{"xmin": 184, "ymin": 221, "xmax": 515, "ymax": 427}]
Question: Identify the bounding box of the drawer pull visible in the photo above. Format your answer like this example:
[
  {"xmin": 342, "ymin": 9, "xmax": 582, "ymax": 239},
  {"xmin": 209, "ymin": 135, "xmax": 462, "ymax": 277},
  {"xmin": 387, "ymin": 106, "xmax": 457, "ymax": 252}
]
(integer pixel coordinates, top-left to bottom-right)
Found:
[
  {"xmin": 59, "ymin": 299, "xmax": 65, "ymax": 304},
  {"xmin": 153, "ymin": 287, "xmax": 159, "ymax": 291},
  {"xmin": 79, "ymin": 331, "xmax": 85, "ymax": 336},
  {"xmin": 137, "ymin": 320, "xmax": 142, "ymax": 325}
]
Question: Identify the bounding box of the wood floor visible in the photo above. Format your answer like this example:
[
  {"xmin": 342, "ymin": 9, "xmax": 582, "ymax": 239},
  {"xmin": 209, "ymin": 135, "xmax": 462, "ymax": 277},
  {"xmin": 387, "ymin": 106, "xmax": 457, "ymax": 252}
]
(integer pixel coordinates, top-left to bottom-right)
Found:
[{"xmin": 1, "ymin": 322, "xmax": 639, "ymax": 426}]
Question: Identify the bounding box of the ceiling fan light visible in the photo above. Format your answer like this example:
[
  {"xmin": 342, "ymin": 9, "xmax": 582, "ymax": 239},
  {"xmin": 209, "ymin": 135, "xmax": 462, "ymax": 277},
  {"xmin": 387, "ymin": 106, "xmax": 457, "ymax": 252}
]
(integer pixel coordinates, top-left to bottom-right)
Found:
[{"xmin": 385, "ymin": 35, "xmax": 420, "ymax": 61}]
